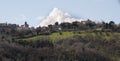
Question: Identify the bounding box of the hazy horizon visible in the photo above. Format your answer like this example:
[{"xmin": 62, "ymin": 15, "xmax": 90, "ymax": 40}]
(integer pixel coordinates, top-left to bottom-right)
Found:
[{"xmin": 0, "ymin": 0, "xmax": 120, "ymax": 27}]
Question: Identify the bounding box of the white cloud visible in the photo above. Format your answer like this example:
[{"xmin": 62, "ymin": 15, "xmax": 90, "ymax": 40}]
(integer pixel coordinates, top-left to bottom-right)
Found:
[{"xmin": 39, "ymin": 8, "xmax": 83, "ymax": 26}]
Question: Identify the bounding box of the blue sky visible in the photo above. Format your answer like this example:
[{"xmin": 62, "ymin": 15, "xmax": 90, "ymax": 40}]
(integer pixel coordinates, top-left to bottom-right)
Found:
[{"xmin": 0, "ymin": 0, "xmax": 120, "ymax": 27}]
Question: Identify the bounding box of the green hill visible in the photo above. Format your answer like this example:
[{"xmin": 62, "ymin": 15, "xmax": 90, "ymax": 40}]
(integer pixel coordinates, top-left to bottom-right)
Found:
[{"xmin": 18, "ymin": 31, "xmax": 120, "ymax": 42}]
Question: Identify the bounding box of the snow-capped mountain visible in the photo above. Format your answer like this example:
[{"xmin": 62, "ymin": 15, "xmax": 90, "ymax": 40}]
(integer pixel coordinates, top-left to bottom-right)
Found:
[{"xmin": 39, "ymin": 8, "xmax": 83, "ymax": 26}]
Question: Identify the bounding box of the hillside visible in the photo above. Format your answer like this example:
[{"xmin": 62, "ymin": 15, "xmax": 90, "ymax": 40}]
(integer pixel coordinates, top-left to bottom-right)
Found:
[
  {"xmin": 14, "ymin": 31, "xmax": 120, "ymax": 61},
  {"xmin": 0, "ymin": 31, "xmax": 120, "ymax": 61},
  {"xmin": 18, "ymin": 31, "xmax": 120, "ymax": 42}
]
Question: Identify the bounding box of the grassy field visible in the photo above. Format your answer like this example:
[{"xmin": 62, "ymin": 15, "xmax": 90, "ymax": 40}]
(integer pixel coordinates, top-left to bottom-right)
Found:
[
  {"xmin": 18, "ymin": 31, "xmax": 120, "ymax": 42},
  {"xmin": 18, "ymin": 31, "xmax": 75, "ymax": 42},
  {"xmin": 50, "ymin": 31, "xmax": 74, "ymax": 42}
]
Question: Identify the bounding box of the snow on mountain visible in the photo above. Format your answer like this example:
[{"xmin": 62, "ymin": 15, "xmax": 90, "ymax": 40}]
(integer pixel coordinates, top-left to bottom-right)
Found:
[{"xmin": 39, "ymin": 8, "xmax": 83, "ymax": 26}]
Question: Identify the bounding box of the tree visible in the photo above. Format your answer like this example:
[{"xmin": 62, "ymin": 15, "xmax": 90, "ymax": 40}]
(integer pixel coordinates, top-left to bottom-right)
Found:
[
  {"xmin": 105, "ymin": 23, "xmax": 109, "ymax": 29},
  {"xmin": 36, "ymin": 27, "xmax": 41, "ymax": 35},
  {"xmin": 102, "ymin": 21, "xmax": 106, "ymax": 29},
  {"xmin": 55, "ymin": 22, "xmax": 59, "ymax": 25},
  {"xmin": 72, "ymin": 21, "xmax": 79, "ymax": 30},
  {"xmin": 48, "ymin": 24, "xmax": 53, "ymax": 31},
  {"xmin": 109, "ymin": 21, "xmax": 115, "ymax": 29},
  {"xmin": 86, "ymin": 19, "xmax": 96, "ymax": 29},
  {"xmin": 60, "ymin": 22, "xmax": 72, "ymax": 30}
]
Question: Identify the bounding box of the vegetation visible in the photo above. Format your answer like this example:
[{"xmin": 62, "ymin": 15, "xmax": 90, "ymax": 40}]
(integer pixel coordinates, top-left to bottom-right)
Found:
[
  {"xmin": 18, "ymin": 31, "xmax": 120, "ymax": 41},
  {"xmin": 0, "ymin": 32, "xmax": 120, "ymax": 61},
  {"xmin": 0, "ymin": 20, "xmax": 120, "ymax": 61}
]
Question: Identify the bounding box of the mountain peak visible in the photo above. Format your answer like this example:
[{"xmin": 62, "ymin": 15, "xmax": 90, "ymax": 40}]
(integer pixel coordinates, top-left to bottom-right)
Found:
[
  {"xmin": 51, "ymin": 8, "xmax": 59, "ymax": 13},
  {"xmin": 49, "ymin": 8, "xmax": 65, "ymax": 17},
  {"xmin": 39, "ymin": 8, "xmax": 82, "ymax": 26}
]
